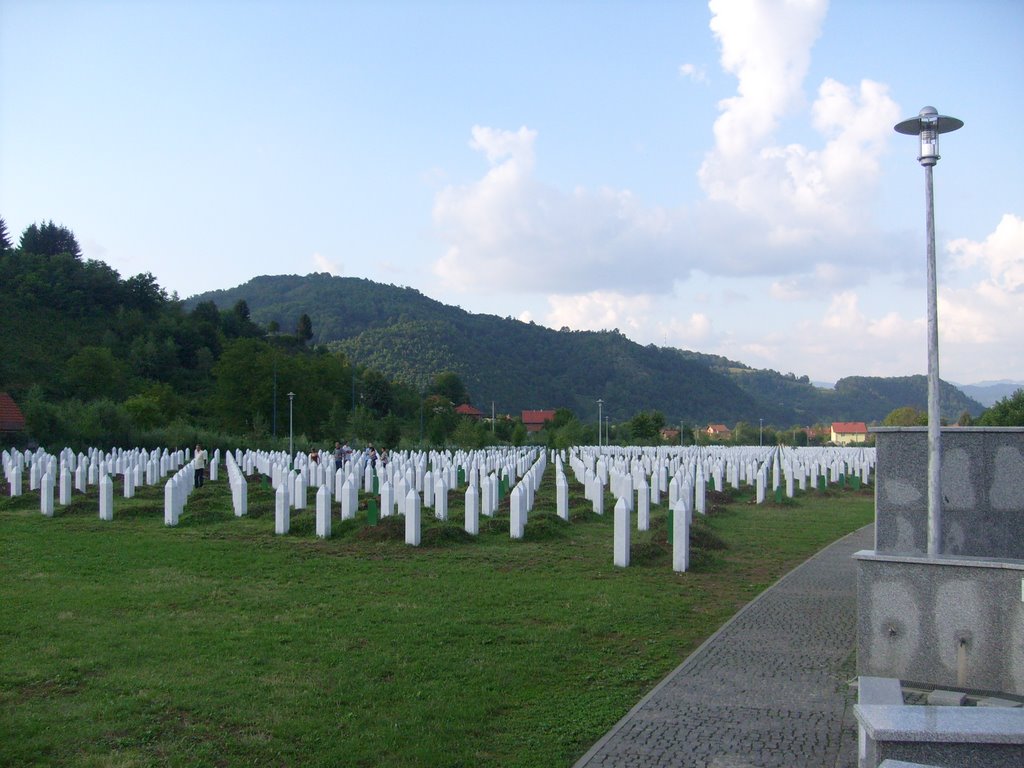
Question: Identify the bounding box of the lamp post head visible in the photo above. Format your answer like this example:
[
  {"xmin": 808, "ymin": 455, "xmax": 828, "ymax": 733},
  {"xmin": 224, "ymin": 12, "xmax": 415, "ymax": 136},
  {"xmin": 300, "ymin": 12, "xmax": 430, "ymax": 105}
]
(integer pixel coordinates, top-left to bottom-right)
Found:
[{"xmin": 894, "ymin": 106, "xmax": 963, "ymax": 167}]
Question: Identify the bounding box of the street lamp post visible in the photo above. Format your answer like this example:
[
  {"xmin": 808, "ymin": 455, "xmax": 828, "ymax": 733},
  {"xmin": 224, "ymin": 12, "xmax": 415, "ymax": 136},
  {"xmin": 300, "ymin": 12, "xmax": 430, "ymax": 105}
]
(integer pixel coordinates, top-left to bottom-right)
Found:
[
  {"xmin": 759, "ymin": 418, "xmax": 763, "ymax": 447},
  {"xmin": 597, "ymin": 399, "xmax": 603, "ymax": 448},
  {"xmin": 894, "ymin": 106, "xmax": 963, "ymax": 558},
  {"xmin": 287, "ymin": 391, "xmax": 296, "ymax": 460}
]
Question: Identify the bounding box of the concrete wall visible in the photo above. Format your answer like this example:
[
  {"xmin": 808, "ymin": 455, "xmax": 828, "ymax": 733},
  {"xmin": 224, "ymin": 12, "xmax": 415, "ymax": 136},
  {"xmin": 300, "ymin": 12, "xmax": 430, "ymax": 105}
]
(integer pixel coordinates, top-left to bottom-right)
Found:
[
  {"xmin": 856, "ymin": 552, "xmax": 1024, "ymax": 695},
  {"xmin": 873, "ymin": 427, "xmax": 1024, "ymax": 559}
]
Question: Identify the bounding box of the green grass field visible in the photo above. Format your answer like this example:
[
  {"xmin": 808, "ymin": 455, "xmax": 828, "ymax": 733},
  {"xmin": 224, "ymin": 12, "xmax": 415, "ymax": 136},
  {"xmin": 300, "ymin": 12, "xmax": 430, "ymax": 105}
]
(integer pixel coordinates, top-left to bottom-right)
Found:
[{"xmin": 1, "ymin": 466, "xmax": 873, "ymax": 767}]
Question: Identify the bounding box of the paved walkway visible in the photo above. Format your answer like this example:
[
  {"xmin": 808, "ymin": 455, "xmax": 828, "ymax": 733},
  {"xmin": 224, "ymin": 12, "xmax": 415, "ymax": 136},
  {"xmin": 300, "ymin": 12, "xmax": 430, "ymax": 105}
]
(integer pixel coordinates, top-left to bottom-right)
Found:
[{"xmin": 573, "ymin": 524, "xmax": 874, "ymax": 768}]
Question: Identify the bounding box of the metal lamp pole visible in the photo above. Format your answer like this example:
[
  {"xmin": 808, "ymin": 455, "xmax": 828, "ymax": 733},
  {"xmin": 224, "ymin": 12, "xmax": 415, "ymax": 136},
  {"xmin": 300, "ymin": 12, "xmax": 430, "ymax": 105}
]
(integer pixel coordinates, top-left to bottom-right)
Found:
[
  {"xmin": 287, "ymin": 391, "xmax": 296, "ymax": 460},
  {"xmin": 894, "ymin": 106, "xmax": 963, "ymax": 557},
  {"xmin": 597, "ymin": 399, "xmax": 603, "ymax": 448}
]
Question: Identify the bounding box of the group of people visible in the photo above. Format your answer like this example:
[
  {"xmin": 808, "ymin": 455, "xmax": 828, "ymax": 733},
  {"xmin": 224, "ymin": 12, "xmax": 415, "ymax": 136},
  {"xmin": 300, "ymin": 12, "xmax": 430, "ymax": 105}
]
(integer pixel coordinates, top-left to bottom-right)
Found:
[{"xmin": 312, "ymin": 441, "xmax": 388, "ymax": 473}]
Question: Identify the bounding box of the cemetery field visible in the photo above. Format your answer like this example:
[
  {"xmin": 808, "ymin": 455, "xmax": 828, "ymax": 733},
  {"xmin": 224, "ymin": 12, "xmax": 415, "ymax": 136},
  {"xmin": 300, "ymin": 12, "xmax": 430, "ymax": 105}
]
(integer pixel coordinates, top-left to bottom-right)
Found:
[{"xmin": 0, "ymin": 475, "xmax": 873, "ymax": 767}]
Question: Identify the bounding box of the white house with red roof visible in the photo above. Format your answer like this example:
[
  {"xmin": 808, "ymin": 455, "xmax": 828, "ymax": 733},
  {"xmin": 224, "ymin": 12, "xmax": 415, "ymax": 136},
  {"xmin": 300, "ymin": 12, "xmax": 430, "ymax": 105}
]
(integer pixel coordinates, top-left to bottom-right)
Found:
[{"xmin": 830, "ymin": 421, "xmax": 868, "ymax": 445}]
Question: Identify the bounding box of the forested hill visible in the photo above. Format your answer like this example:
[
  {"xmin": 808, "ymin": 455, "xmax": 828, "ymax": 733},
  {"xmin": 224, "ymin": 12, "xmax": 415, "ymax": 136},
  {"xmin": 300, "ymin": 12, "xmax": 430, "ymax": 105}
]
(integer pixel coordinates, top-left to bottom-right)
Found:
[{"xmin": 188, "ymin": 273, "xmax": 985, "ymax": 425}]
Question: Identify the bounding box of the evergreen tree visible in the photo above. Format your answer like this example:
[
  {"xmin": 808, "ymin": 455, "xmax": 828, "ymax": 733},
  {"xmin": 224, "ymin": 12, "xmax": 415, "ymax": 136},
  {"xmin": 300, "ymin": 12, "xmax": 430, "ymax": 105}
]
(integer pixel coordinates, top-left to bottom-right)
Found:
[
  {"xmin": 0, "ymin": 217, "xmax": 11, "ymax": 252},
  {"xmin": 19, "ymin": 220, "xmax": 82, "ymax": 257},
  {"xmin": 296, "ymin": 313, "xmax": 314, "ymax": 344}
]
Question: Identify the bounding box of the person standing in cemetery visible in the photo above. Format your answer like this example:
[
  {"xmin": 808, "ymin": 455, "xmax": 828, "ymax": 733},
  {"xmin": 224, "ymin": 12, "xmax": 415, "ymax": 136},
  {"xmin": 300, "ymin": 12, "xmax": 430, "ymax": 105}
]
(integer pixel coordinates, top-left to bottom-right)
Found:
[
  {"xmin": 193, "ymin": 444, "xmax": 207, "ymax": 488},
  {"xmin": 333, "ymin": 441, "xmax": 345, "ymax": 473}
]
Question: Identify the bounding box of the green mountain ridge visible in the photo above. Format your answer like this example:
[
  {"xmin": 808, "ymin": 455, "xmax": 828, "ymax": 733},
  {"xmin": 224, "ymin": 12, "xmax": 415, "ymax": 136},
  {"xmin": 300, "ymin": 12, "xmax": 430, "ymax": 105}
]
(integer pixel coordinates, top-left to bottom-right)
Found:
[{"xmin": 188, "ymin": 273, "xmax": 985, "ymax": 426}]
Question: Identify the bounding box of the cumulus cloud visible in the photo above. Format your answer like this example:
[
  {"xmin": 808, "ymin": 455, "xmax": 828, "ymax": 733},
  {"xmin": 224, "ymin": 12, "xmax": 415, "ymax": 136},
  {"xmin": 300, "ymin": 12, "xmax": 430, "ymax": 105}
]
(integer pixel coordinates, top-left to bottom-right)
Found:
[
  {"xmin": 700, "ymin": 0, "xmax": 899, "ymax": 239},
  {"xmin": 432, "ymin": 0, "xmax": 904, "ymax": 304},
  {"xmin": 940, "ymin": 214, "xmax": 1024, "ymax": 357},
  {"xmin": 947, "ymin": 213, "xmax": 1024, "ymax": 292},
  {"xmin": 433, "ymin": 126, "xmax": 691, "ymax": 294},
  {"xmin": 544, "ymin": 291, "xmax": 654, "ymax": 335}
]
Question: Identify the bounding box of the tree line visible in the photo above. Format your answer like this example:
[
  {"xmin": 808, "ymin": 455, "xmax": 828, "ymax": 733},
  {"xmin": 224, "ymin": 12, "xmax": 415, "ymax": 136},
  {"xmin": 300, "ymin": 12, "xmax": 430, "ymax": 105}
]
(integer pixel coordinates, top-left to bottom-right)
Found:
[{"xmin": 2, "ymin": 217, "xmax": 1019, "ymax": 454}]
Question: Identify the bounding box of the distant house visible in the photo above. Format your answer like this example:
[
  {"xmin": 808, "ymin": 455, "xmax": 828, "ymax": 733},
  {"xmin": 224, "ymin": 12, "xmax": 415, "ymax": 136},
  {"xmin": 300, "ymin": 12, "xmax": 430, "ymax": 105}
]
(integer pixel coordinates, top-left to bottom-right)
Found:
[
  {"xmin": 831, "ymin": 421, "xmax": 868, "ymax": 445},
  {"xmin": 522, "ymin": 409, "xmax": 557, "ymax": 433},
  {"xmin": 660, "ymin": 428, "xmax": 681, "ymax": 443},
  {"xmin": 0, "ymin": 392, "xmax": 26, "ymax": 434},
  {"xmin": 706, "ymin": 424, "xmax": 732, "ymax": 441},
  {"xmin": 455, "ymin": 404, "xmax": 483, "ymax": 420},
  {"xmin": 806, "ymin": 425, "xmax": 831, "ymax": 442}
]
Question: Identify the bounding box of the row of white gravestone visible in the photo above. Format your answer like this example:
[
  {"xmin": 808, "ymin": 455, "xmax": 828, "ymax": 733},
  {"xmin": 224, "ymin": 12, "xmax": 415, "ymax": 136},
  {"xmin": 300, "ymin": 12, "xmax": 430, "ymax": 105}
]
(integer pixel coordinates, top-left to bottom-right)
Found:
[
  {"xmin": 2, "ymin": 445, "xmax": 220, "ymax": 521},
  {"xmin": 10, "ymin": 443, "xmax": 872, "ymax": 573},
  {"xmin": 567, "ymin": 444, "xmax": 874, "ymax": 509}
]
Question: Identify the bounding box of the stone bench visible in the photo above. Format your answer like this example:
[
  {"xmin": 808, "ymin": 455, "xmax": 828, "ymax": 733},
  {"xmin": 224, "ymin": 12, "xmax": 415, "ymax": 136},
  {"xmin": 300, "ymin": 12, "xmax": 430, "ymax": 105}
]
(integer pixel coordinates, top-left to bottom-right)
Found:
[{"xmin": 855, "ymin": 700, "xmax": 1024, "ymax": 768}]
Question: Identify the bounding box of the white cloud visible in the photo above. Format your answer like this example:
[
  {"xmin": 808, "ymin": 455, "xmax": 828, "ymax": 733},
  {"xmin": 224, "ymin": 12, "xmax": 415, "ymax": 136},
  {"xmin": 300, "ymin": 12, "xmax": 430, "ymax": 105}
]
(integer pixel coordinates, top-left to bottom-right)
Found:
[
  {"xmin": 432, "ymin": 0, "xmax": 905, "ymax": 304},
  {"xmin": 678, "ymin": 63, "xmax": 708, "ymax": 84},
  {"xmin": 312, "ymin": 252, "xmax": 342, "ymax": 275},
  {"xmin": 947, "ymin": 213, "xmax": 1024, "ymax": 292},
  {"xmin": 939, "ymin": 214, "xmax": 1024, "ymax": 364},
  {"xmin": 432, "ymin": 127, "xmax": 692, "ymax": 294},
  {"xmin": 544, "ymin": 291, "xmax": 653, "ymax": 335},
  {"xmin": 705, "ymin": 0, "xmax": 827, "ymax": 160}
]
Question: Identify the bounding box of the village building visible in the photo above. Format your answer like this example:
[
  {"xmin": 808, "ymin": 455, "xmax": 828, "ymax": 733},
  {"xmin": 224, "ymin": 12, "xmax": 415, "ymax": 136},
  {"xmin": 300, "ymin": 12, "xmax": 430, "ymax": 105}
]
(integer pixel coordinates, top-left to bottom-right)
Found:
[
  {"xmin": 454, "ymin": 404, "xmax": 483, "ymax": 420},
  {"xmin": 705, "ymin": 423, "xmax": 732, "ymax": 441},
  {"xmin": 521, "ymin": 409, "xmax": 557, "ymax": 433},
  {"xmin": 0, "ymin": 392, "xmax": 26, "ymax": 435},
  {"xmin": 830, "ymin": 421, "xmax": 868, "ymax": 445}
]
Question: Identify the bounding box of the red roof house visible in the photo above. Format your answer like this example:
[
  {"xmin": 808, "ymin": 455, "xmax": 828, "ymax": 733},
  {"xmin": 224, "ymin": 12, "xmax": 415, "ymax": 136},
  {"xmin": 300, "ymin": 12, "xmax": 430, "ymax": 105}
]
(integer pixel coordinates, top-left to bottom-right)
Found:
[
  {"xmin": 831, "ymin": 422, "xmax": 868, "ymax": 445},
  {"xmin": 0, "ymin": 392, "xmax": 26, "ymax": 433},
  {"xmin": 706, "ymin": 424, "xmax": 732, "ymax": 440},
  {"xmin": 522, "ymin": 409, "xmax": 557, "ymax": 433},
  {"xmin": 455, "ymin": 404, "xmax": 484, "ymax": 419}
]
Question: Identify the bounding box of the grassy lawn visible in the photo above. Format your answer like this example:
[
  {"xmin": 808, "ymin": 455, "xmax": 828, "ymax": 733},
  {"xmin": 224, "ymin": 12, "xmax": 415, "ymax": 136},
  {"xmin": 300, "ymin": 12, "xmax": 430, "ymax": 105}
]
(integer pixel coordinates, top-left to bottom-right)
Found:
[{"xmin": 0, "ymin": 465, "xmax": 873, "ymax": 767}]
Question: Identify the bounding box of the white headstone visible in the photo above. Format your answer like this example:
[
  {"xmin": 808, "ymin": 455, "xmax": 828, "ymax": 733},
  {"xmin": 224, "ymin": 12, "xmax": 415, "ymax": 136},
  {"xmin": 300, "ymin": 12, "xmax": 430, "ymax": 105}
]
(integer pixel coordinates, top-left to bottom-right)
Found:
[
  {"xmin": 99, "ymin": 473, "xmax": 113, "ymax": 521},
  {"xmin": 315, "ymin": 485, "xmax": 331, "ymax": 538},
  {"xmin": 341, "ymin": 479, "xmax": 357, "ymax": 521},
  {"xmin": 510, "ymin": 485, "xmax": 525, "ymax": 539},
  {"xmin": 637, "ymin": 477, "xmax": 650, "ymax": 531},
  {"xmin": 405, "ymin": 489, "xmax": 421, "ymax": 546},
  {"xmin": 59, "ymin": 467, "xmax": 72, "ymax": 506},
  {"xmin": 40, "ymin": 471, "xmax": 54, "ymax": 518},
  {"xmin": 556, "ymin": 472, "xmax": 569, "ymax": 521},
  {"xmin": 434, "ymin": 477, "xmax": 448, "ymax": 521},
  {"xmin": 464, "ymin": 485, "xmax": 479, "ymax": 535},
  {"xmin": 164, "ymin": 478, "xmax": 178, "ymax": 526},
  {"xmin": 275, "ymin": 482, "xmax": 290, "ymax": 534},
  {"xmin": 380, "ymin": 480, "xmax": 394, "ymax": 518},
  {"xmin": 672, "ymin": 497, "xmax": 690, "ymax": 572},
  {"xmin": 614, "ymin": 497, "xmax": 630, "ymax": 567}
]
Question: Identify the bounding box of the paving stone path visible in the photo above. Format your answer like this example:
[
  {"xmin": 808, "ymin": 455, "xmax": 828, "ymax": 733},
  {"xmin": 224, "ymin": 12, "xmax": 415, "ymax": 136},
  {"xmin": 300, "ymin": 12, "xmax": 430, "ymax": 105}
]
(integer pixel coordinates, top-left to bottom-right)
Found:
[{"xmin": 574, "ymin": 524, "xmax": 874, "ymax": 768}]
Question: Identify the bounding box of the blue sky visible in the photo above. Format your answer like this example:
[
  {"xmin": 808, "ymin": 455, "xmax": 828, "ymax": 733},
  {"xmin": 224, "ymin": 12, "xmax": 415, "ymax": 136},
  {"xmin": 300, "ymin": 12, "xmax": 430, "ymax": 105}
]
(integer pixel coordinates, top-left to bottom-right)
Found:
[{"xmin": 2, "ymin": 0, "xmax": 1022, "ymax": 386}]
